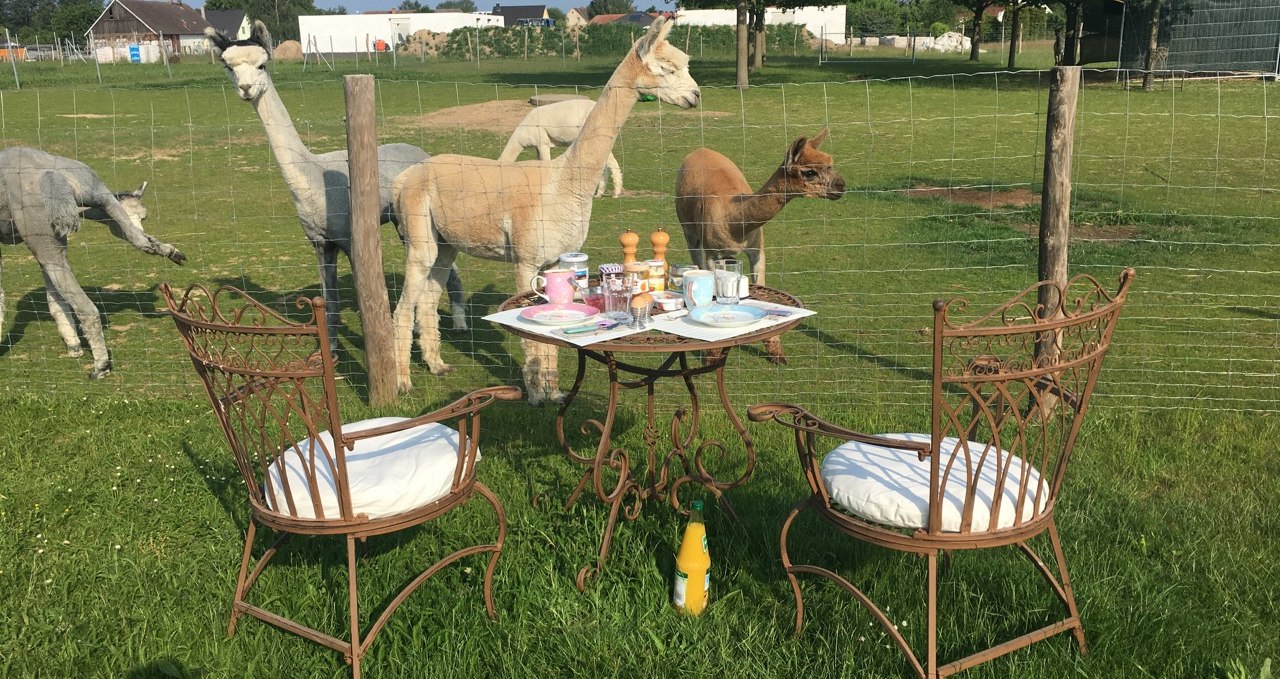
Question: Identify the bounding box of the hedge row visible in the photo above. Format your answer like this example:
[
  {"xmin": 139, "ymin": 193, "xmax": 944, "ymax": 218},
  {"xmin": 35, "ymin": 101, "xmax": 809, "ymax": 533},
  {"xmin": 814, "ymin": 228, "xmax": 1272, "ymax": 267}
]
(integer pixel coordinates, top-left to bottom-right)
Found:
[{"xmin": 426, "ymin": 23, "xmax": 817, "ymax": 61}]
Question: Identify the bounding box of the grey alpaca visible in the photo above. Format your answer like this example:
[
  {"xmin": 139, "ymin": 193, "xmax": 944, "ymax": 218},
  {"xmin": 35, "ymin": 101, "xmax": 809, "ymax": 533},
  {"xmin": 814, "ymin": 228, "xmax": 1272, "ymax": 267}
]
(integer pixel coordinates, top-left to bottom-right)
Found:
[
  {"xmin": 206, "ymin": 20, "xmax": 466, "ymax": 347},
  {"xmin": 0, "ymin": 146, "xmax": 186, "ymax": 378}
]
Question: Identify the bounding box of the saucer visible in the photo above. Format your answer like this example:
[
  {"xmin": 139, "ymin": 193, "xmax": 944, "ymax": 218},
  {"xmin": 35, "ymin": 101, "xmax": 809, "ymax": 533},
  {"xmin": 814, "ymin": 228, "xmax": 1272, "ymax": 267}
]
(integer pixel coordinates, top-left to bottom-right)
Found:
[{"xmin": 519, "ymin": 303, "xmax": 600, "ymax": 326}]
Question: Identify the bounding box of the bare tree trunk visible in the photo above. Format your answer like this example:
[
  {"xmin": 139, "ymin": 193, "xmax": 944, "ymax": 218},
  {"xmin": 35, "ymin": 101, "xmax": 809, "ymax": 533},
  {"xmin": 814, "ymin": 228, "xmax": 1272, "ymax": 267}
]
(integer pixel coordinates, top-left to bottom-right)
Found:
[
  {"xmin": 1074, "ymin": 11, "xmax": 1084, "ymax": 64},
  {"xmin": 1037, "ymin": 66, "xmax": 1082, "ymax": 372},
  {"xmin": 1142, "ymin": 0, "xmax": 1162, "ymax": 91},
  {"xmin": 969, "ymin": 9, "xmax": 982, "ymax": 61},
  {"xmin": 750, "ymin": 9, "xmax": 765, "ymax": 71},
  {"xmin": 1007, "ymin": 5, "xmax": 1022, "ymax": 69},
  {"xmin": 735, "ymin": 0, "xmax": 749, "ymax": 89},
  {"xmin": 1063, "ymin": 3, "xmax": 1080, "ymax": 65}
]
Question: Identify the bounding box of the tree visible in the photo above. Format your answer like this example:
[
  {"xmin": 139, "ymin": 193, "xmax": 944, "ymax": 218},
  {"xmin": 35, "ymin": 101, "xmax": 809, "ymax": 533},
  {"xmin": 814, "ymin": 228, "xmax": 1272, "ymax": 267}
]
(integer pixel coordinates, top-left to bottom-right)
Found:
[
  {"xmin": 1003, "ymin": 0, "xmax": 1028, "ymax": 69},
  {"xmin": 848, "ymin": 0, "xmax": 906, "ymax": 37},
  {"xmin": 955, "ymin": 0, "xmax": 993, "ymax": 61},
  {"xmin": 437, "ymin": 0, "xmax": 477, "ymax": 11},
  {"xmin": 52, "ymin": 0, "xmax": 103, "ymax": 42},
  {"xmin": 587, "ymin": 0, "xmax": 635, "ymax": 16},
  {"xmin": 314, "ymin": 5, "xmax": 350, "ymax": 14},
  {"xmin": 203, "ymin": 0, "xmax": 320, "ymax": 42},
  {"xmin": 398, "ymin": 0, "xmax": 427, "ymax": 10},
  {"xmin": 546, "ymin": 7, "xmax": 566, "ymax": 25}
]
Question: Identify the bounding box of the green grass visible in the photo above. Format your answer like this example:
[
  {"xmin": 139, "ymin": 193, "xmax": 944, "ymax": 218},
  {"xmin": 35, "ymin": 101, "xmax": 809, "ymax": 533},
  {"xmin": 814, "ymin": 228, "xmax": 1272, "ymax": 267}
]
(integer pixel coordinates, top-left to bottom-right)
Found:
[{"xmin": 1, "ymin": 45, "xmax": 1278, "ymax": 677}]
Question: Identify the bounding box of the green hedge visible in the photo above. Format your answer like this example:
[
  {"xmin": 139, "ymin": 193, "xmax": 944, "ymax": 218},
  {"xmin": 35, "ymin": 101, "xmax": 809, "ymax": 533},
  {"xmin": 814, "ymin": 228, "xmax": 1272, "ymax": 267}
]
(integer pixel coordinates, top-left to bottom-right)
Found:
[{"xmin": 430, "ymin": 23, "xmax": 816, "ymax": 61}]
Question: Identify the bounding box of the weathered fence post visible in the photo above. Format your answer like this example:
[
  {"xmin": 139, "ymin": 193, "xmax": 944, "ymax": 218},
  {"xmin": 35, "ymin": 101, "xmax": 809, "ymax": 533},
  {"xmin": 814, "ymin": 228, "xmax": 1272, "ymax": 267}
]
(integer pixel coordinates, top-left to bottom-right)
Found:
[
  {"xmin": 343, "ymin": 75, "xmax": 398, "ymax": 405},
  {"xmin": 1037, "ymin": 65, "xmax": 1081, "ymax": 364}
]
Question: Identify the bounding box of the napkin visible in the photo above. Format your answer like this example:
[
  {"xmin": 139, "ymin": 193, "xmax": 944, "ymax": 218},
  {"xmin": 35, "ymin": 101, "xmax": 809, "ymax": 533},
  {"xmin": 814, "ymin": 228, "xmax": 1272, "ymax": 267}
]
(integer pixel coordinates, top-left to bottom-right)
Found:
[{"xmin": 649, "ymin": 299, "xmax": 815, "ymax": 343}]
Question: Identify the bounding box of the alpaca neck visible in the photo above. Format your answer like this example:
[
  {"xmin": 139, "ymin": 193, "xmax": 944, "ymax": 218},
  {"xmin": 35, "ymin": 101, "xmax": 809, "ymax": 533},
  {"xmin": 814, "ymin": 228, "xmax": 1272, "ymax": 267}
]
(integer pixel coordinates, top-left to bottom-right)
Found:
[
  {"xmin": 251, "ymin": 79, "xmax": 319, "ymax": 193},
  {"xmin": 726, "ymin": 167, "xmax": 793, "ymax": 238},
  {"xmin": 559, "ymin": 58, "xmax": 640, "ymax": 189}
]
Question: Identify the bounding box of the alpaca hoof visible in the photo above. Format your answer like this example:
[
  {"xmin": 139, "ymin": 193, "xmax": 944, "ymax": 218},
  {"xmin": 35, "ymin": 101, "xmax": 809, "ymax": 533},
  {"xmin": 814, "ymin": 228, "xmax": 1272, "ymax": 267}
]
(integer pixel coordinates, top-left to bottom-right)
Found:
[
  {"xmin": 612, "ymin": 190, "xmax": 623, "ymax": 198},
  {"xmin": 767, "ymin": 352, "xmax": 789, "ymax": 365},
  {"xmin": 452, "ymin": 316, "xmax": 469, "ymax": 332},
  {"xmin": 428, "ymin": 362, "xmax": 454, "ymax": 376},
  {"xmin": 64, "ymin": 345, "xmax": 84, "ymax": 358},
  {"xmin": 396, "ymin": 376, "xmax": 414, "ymax": 394},
  {"xmin": 89, "ymin": 363, "xmax": 112, "ymax": 380}
]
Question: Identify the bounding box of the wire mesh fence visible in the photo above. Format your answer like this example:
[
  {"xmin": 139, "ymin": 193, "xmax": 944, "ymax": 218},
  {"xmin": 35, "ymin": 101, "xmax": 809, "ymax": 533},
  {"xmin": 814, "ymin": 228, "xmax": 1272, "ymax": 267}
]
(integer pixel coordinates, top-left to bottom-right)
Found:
[{"xmin": 0, "ymin": 67, "xmax": 1275, "ymax": 413}]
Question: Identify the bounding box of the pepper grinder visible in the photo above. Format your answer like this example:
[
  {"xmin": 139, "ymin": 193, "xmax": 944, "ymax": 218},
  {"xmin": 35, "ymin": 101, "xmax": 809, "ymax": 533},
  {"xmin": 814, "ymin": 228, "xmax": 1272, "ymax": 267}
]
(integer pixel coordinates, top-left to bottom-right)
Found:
[
  {"xmin": 620, "ymin": 228, "xmax": 639, "ymax": 265},
  {"xmin": 650, "ymin": 227, "xmax": 669, "ymax": 273}
]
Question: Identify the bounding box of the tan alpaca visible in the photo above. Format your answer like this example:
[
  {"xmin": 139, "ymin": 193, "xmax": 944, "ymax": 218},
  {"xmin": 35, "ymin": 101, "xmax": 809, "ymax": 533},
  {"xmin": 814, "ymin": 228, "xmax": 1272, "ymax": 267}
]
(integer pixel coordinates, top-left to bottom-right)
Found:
[
  {"xmin": 394, "ymin": 18, "xmax": 699, "ymax": 404},
  {"xmin": 675, "ymin": 130, "xmax": 845, "ymax": 363}
]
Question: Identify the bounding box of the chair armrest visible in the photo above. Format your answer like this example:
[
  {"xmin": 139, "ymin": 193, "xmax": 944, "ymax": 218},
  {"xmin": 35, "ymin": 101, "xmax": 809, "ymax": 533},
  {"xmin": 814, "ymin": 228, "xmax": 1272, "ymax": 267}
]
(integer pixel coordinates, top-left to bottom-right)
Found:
[
  {"xmin": 342, "ymin": 386, "xmax": 523, "ymax": 445},
  {"xmin": 747, "ymin": 403, "xmax": 932, "ymax": 455}
]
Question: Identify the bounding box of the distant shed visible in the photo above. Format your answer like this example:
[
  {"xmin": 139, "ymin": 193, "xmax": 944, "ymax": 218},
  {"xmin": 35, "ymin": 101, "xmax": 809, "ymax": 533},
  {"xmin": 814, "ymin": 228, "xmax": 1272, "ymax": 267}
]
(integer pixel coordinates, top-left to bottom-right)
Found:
[{"xmin": 86, "ymin": 0, "xmax": 213, "ymax": 60}]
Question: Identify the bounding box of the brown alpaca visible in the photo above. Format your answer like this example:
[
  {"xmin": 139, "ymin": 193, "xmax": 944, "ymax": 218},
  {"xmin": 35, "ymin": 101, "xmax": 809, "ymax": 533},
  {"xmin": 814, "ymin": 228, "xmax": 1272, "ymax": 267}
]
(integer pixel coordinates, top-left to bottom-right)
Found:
[
  {"xmin": 394, "ymin": 18, "xmax": 700, "ymax": 404},
  {"xmin": 674, "ymin": 130, "xmax": 845, "ymax": 363}
]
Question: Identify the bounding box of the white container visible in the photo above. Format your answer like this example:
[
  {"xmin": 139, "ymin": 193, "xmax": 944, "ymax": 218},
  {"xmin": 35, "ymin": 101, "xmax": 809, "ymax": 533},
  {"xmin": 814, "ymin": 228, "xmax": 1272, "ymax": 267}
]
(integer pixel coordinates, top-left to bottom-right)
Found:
[{"xmin": 559, "ymin": 252, "xmax": 589, "ymax": 286}]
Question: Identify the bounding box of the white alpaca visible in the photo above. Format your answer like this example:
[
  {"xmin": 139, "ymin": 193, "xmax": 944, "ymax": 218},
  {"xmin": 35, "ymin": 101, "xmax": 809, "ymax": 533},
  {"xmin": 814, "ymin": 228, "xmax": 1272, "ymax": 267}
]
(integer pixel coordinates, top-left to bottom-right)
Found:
[
  {"xmin": 394, "ymin": 18, "xmax": 699, "ymax": 404},
  {"xmin": 498, "ymin": 99, "xmax": 623, "ymax": 199},
  {"xmin": 675, "ymin": 130, "xmax": 845, "ymax": 363},
  {"xmin": 205, "ymin": 21, "xmax": 466, "ymax": 347},
  {"xmin": 0, "ymin": 146, "xmax": 185, "ymax": 378}
]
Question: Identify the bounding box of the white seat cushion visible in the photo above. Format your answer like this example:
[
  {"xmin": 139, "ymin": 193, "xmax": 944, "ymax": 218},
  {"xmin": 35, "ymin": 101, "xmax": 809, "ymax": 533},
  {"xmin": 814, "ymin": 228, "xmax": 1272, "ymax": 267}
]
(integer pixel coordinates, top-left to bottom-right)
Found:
[
  {"xmin": 821, "ymin": 433, "xmax": 1046, "ymax": 532},
  {"xmin": 266, "ymin": 417, "xmax": 472, "ymax": 520}
]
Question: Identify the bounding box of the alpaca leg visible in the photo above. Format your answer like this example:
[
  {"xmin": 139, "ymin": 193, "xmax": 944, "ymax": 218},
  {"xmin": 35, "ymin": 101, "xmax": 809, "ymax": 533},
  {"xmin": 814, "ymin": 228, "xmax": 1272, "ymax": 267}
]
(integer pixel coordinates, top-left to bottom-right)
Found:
[
  {"xmin": 43, "ymin": 273, "xmax": 82, "ymax": 357},
  {"xmin": 445, "ymin": 265, "xmax": 467, "ymax": 331},
  {"xmin": 607, "ymin": 152, "xmax": 623, "ymax": 198},
  {"xmin": 316, "ymin": 242, "xmax": 342, "ymax": 351},
  {"xmin": 415, "ymin": 246, "xmax": 457, "ymax": 376},
  {"xmin": 749, "ymin": 249, "xmax": 787, "ymax": 363},
  {"xmin": 30, "ymin": 239, "xmax": 110, "ymax": 378},
  {"xmin": 0, "ymin": 251, "xmax": 5, "ymax": 336},
  {"xmin": 393, "ymin": 247, "xmax": 430, "ymax": 394},
  {"xmin": 515, "ymin": 262, "xmax": 561, "ymax": 405},
  {"xmin": 594, "ymin": 170, "xmax": 607, "ymax": 198}
]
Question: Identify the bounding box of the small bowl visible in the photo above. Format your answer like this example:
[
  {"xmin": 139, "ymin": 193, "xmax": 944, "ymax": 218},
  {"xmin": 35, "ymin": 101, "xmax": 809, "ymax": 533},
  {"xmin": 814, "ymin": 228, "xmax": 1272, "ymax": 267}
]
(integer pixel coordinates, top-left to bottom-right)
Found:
[{"xmin": 650, "ymin": 291, "xmax": 685, "ymax": 313}]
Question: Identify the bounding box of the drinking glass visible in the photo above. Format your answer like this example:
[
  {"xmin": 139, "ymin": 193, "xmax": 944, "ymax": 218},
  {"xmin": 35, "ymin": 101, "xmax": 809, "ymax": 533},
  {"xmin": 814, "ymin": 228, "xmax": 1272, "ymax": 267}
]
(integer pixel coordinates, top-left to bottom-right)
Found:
[
  {"xmin": 601, "ymin": 274, "xmax": 633, "ymax": 322},
  {"xmin": 712, "ymin": 259, "xmax": 742, "ymax": 306}
]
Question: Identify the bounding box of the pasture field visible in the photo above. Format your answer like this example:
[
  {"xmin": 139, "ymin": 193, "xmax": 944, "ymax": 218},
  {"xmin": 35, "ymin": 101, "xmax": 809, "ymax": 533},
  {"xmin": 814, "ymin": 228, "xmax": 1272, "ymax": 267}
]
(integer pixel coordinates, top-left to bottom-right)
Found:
[{"xmin": 1, "ymin": 49, "xmax": 1277, "ymax": 677}]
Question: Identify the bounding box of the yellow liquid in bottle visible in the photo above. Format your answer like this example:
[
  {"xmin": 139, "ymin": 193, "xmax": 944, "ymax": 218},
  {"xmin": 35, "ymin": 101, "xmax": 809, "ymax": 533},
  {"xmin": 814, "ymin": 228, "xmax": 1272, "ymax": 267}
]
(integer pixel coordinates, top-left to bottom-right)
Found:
[{"xmin": 673, "ymin": 502, "xmax": 710, "ymax": 615}]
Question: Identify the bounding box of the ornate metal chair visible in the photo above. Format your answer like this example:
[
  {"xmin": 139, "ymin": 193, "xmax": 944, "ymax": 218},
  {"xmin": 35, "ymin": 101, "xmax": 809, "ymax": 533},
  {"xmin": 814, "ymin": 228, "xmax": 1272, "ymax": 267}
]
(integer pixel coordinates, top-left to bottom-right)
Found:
[
  {"xmin": 161, "ymin": 283, "xmax": 521, "ymax": 678},
  {"xmin": 749, "ymin": 269, "xmax": 1135, "ymax": 678}
]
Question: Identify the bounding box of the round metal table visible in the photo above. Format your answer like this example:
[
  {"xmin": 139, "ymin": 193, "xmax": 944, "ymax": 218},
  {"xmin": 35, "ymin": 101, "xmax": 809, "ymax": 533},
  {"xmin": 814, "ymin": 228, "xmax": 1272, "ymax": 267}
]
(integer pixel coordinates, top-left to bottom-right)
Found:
[{"xmin": 498, "ymin": 285, "xmax": 805, "ymax": 590}]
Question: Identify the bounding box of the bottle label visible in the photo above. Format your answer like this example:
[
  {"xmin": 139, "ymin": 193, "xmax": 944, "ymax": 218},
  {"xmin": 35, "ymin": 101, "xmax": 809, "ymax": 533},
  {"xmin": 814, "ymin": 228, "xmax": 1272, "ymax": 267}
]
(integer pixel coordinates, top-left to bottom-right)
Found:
[
  {"xmin": 702, "ymin": 535, "xmax": 708, "ymax": 554},
  {"xmin": 703, "ymin": 572, "xmax": 710, "ymax": 604},
  {"xmin": 673, "ymin": 571, "xmax": 688, "ymax": 607}
]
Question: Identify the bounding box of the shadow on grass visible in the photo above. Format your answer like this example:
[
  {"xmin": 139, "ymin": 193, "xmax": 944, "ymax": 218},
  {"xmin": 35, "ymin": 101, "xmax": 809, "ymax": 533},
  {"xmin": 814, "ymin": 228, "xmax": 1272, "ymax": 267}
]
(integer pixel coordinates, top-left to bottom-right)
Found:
[
  {"xmin": 794, "ymin": 321, "xmax": 932, "ymax": 383},
  {"xmin": 126, "ymin": 658, "xmax": 208, "ymax": 679},
  {"xmin": 1227, "ymin": 306, "xmax": 1280, "ymax": 321},
  {"xmin": 0, "ymin": 283, "xmax": 166, "ymax": 360}
]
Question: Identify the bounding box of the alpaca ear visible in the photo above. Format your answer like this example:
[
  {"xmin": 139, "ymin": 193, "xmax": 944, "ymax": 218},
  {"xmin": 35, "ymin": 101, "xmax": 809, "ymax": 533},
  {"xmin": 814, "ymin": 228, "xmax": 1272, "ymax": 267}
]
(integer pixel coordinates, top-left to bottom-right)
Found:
[
  {"xmin": 251, "ymin": 20, "xmax": 274, "ymax": 55},
  {"xmin": 133, "ymin": 181, "xmax": 148, "ymax": 198},
  {"xmin": 786, "ymin": 136, "xmax": 808, "ymax": 166},
  {"xmin": 810, "ymin": 128, "xmax": 830, "ymax": 148},
  {"xmin": 636, "ymin": 16, "xmax": 671, "ymax": 59},
  {"xmin": 204, "ymin": 27, "xmax": 232, "ymax": 53}
]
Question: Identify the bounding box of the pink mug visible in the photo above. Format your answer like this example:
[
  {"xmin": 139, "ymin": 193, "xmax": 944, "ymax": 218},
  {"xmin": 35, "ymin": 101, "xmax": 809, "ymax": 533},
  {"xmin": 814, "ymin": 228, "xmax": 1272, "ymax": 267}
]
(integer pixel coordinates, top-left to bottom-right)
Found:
[{"xmin": 531, "ymin": 268, "xmax": 578, "ymax": 305}]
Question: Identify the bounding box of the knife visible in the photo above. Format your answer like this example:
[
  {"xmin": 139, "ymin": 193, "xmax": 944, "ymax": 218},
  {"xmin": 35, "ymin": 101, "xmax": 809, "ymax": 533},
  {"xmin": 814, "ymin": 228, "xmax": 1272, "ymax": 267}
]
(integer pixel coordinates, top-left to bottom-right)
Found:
[{"xmin": 559, "ymin": 319, "xmax": 620, "ymax": 336}]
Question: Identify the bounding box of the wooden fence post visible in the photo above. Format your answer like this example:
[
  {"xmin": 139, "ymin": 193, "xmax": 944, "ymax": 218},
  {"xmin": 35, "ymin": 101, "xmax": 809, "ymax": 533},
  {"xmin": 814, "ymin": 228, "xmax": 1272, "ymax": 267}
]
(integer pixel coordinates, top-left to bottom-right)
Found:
[
  {"xmin": 343, "ymin": 75, "xmax": 398, "ymax": 405},
  {"xmin": 1037, "ymin": 65, "xmax": 1081, "ymax": 363}
]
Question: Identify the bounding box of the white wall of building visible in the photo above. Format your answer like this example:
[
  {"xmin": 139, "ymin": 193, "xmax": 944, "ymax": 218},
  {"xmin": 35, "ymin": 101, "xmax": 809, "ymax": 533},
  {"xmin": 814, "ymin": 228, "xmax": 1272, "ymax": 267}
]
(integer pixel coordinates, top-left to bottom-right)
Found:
[
  {"xmin": 674, "ymin": 5, "xmax": 847, "ymax": 45},
  {"xmin": 298, "ymin": 12, "xmax": 503, "ymax": 53}
]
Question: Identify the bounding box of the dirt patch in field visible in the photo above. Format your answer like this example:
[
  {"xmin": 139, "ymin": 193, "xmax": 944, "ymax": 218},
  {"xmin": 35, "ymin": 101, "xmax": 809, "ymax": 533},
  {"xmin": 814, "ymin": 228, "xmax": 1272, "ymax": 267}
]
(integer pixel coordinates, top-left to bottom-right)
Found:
[
  {"xmin": 116, "ymin": 148, "xmax": 185, "ymax": 163},
  {"xmin": 57, "ymin": 114, "xmax": 115, "ymax": 119},
  {"xmin": 1013, "ymin": 222, "xmax": 1141, "ymax": 241},
  {"xmin": 903, "ymin": 185, "xmax": 1041, "ymax": 210},
  {"xmin": 395, "ymin": 99, "xmax": 731, "ymax": 135}
]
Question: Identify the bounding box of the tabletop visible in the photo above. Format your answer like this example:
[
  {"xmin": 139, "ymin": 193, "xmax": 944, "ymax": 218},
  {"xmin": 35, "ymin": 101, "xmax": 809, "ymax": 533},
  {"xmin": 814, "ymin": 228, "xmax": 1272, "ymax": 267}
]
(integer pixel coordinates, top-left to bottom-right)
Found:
[{"xmin": 496, "ymin": 284, "xmax": 806, "ymax": 353}]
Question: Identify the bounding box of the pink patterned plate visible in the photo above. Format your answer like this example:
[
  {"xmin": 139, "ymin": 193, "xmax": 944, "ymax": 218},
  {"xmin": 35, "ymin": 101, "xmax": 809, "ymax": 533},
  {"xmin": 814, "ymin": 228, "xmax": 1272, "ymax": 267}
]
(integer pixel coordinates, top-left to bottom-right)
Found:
[{"xmin": 519, "ymin": 303, "xmax": 601, "ymax": 326}]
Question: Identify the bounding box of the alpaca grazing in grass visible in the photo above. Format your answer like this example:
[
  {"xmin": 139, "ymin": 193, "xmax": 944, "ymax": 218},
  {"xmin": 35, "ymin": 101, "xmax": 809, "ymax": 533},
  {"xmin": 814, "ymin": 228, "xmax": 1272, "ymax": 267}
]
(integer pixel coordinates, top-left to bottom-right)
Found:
[
  {"xmin": 206, "ymin": 21, "xmax": 466, "ymax": 346},
  {"xmin": 394, "ymin": 17, "xmax": 700, "ymax": 404},
  {"xmin": 0, "ymin": 146, "xmax": 186, "ymax": 378},
  {"xmin": 675, "ymin": 130, "xmax": 845, "ymax": 363},
  {"xmin": 498, "ymin": 99, "xmax": 623, "ymax": 198}
]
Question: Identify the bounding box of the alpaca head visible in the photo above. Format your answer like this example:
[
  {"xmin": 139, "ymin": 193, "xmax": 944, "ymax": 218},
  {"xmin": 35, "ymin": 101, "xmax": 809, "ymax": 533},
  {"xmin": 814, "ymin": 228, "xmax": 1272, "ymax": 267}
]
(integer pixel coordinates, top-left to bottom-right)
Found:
[
  {"xmin": 113, "ymin": 182, "xmax": 148, "ymax": 225},
  {"xmin": 631, "ymin": 18, "xmax": 700, "ymax": 110},
  {"xmin": 781, "ymin": 130, "xmax": 845, "ymax": 201},
  {"xmin": 205, "ymin": 20, "xmax": 273, "ymax": 102}
]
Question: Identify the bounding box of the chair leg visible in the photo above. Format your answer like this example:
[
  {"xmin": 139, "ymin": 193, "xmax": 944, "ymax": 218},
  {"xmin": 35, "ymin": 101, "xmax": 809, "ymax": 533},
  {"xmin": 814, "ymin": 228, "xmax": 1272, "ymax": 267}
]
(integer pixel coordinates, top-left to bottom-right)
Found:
[
  {"xmin": 778, "ymin": 498, "xmax": 809, "ymax": 636},
  {"xmin": 347, "ymin": 536, "xmax": 362, "ymax": 679},
  {"xmin": 227, "ymin": 519, "xmax": 257, "ymax": 637},
  {"xmin": 475, "ymin": 483, "xmax": 508, "ymax": 621},
  {"xmin": 1048, "ymin": 521, "xmax": 1088, "ymax": 656},
  {"xmin": 926, "ymin": 550, "xmax": 939, "ymax": 679}
]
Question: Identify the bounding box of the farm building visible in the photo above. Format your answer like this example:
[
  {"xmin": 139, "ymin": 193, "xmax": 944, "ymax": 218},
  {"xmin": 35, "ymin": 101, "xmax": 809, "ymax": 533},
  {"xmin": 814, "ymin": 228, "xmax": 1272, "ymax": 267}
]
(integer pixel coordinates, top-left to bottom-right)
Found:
[
  {"xmin": 675, "ymin": 5, "xmax": 848, "ymax": 45},
  {"xmin": 202, "ymin": 8, "xmax": 250, "ymax": 41},
  {"xmin": 492, "ymin": 5, "xmax": 550, "ymax": 27},
  {"xmin": 85, "ymin": 0, "xmax": 212, "ymax": 62},
  {"xmin": 1111, "ymin": 0, "xmax": 1280, "ymax": 73},
  {"xmin": 297, "ymin": 12, "xmax": 503, "ymax": 57},
  {"xmin": 564, "ymin": 7, "xmax": 589, "ymax": 28}
]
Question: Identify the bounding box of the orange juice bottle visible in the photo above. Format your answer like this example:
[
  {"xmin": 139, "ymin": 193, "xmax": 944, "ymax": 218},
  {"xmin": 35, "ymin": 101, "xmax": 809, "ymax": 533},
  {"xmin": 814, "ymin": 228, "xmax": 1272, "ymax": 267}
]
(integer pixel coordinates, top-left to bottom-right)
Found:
[{"xmin": 673, "ymin": 500, "xmax": 710, "ymax": 615}]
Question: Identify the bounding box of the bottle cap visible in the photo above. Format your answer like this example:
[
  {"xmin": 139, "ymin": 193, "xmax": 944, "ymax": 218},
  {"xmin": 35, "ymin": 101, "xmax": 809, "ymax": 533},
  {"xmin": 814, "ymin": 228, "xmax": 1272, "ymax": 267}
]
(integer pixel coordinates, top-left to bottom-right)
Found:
[{"xmin": 691, "ymin": 500, "xmax": 704, "ymax": 511}]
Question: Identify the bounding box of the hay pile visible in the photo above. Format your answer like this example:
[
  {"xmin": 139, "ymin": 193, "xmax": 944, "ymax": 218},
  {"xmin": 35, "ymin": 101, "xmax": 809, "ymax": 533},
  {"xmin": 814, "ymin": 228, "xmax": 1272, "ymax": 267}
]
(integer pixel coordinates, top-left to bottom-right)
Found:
[
  {"xmin": 274, "ymin": 40, "xmax": 303, "ymax": 61},
  {"xmin": 400, "ymin": 30, "xmax": 449, "ymax": 58}
]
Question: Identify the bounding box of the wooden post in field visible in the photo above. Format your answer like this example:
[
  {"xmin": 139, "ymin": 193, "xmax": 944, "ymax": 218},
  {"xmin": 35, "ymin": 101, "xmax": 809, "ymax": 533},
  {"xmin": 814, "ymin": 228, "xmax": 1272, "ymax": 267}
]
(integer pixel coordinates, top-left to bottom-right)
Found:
[
  {"xmin": 343, "ymin": 75, "xmax": 397, "ymax": 405},
  {"xmin": 1036, "ymin": 65, "xmax": 1081, "ymax": 365}
]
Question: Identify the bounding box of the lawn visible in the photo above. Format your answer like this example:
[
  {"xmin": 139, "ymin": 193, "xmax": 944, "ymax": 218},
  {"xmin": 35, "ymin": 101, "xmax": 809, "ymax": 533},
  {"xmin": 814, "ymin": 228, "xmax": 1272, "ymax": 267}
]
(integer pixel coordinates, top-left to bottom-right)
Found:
[{"xmin": 1, "ymin": 43, "xmax": 1277, "ymax": 678}]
